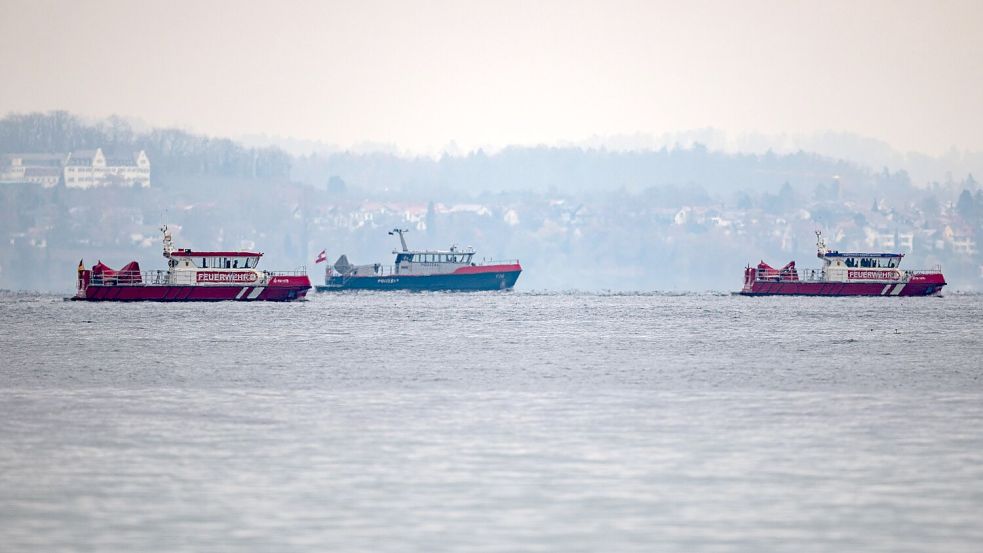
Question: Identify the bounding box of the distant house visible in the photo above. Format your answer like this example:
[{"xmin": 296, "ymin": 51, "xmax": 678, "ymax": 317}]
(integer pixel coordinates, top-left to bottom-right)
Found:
[
  {"xmin": 951, "ymin": 235, "xmax": 977, "ymax": 255},
  {"xmin": 0, "ymin": 153, "xmax": 68, "ymax": 187},
  {"xmin": 872, "ymin": 229, "xmax": 914, "ymax": 252},
  {"xmin": 104, "ymin": 150, "xmax": 151, "ymax": 188},
  {"xmin": 23, "ymin": 167, "xmax": 62, "ymax": 187},
  {"xmin": 944, "ymin": 225, "xmax": 977, "ymax": 256},
  {"xmin": 1, "ymin": 148, "xmax": 150, "ymax": 188},
  {"xmin": 63, "ymin": 149, "xmax": 106, "ymax": 188},
  {"xmin": 64, "ymin": 148, "xmax": 151, "ymax": 189},
  {"xmin": 897, "ymin": 231, "xmax": 914, "ymax": 252}
]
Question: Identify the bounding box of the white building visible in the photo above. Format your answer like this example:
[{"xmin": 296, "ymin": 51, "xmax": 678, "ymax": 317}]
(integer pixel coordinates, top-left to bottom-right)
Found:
[
  {"xmin": 0, "ymin": 153, "xmax": 67, "ymax": 187},
  {"xmin": 64, "ymin": 148, "xmax": 151, "ymax": 189},
  {"xmin": 1, "ymin": 148, "xmax": 150, "ymax": 188},
  {"xmin": 104, "ymin": 150, "xmax": 151, "ymax": 188}
]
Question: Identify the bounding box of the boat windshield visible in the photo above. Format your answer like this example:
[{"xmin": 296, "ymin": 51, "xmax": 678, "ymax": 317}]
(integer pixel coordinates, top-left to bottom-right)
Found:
[
  {"xmin": 843, "ymin": 256, "xmax": 900, "ymax": 268},
  {"xmin": 195, "ymin": 256, "xmax": 259, "ymax": 269},
  {"xmin": 406, "ymin": 253, "xmax": 473, "ymax": 264}
]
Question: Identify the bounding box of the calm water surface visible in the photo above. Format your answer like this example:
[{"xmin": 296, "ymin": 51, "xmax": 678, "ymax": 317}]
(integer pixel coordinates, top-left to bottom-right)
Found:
[{"xmin": 1, "ymin": 291, "xmax": 982, "ymax": 552}]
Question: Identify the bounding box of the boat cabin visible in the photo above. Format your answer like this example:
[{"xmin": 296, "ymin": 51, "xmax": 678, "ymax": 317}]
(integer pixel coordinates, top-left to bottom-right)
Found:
[
  {"xmin": 161, "ymin": 226, "xmax": 264, "ymax": 271},
  {"xmin": 381, "ymin": 228, "xmax": 473, "ymax": 275},
  {"xmin": 822, "ymin": 252, "xmax": 902, "ymax": 269},
  {"xmin": 811, "ymin": 231, "xmax": 908, "ymax": 282},
  {"xmin": 167, "ymin": 249, "xmax": 263, "ymax": 269},
  {"xmin": 394, "ymin": 251, "xmax": 474, "ymax": 265}
]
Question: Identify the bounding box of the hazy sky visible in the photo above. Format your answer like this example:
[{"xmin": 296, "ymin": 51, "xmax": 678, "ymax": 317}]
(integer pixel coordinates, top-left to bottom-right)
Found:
[{"xmin": 2, "ymin": 0, "xmax": 981, "ymax": 155}]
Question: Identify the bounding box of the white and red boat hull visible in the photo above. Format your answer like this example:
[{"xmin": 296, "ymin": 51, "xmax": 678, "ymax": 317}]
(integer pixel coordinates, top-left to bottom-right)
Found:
[
  {"xmin": 740, "ymin": 233, "xmax": 947, "ymax": 297},
  {"xmin": 73, "ymin": 226, "xmax": 312, "ymax": 302},
  {"xmin": 74, "ymin": 275, "xmax": 311, "ymax": 302},
  {"xmin": 740, "ymin": 274, "xmax": 946, "ymax": 296}
]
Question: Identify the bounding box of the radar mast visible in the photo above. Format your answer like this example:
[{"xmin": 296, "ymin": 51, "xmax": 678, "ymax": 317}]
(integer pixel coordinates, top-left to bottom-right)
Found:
[
  {"xmin": 389, "ymin": 228, "xmax": 410, "ymax": 252},
  {"xmin": 815, "ymin": 230, "xmax": 828, "ymax": 258}
]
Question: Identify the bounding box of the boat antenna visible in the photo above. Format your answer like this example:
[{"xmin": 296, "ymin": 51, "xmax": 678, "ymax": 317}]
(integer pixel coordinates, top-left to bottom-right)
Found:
[
  {"xmin": 161, "ymin": 223, "xmax": 174, "ymax": 257},
  {"xmin": 388, "ymin": 228, "xmax": 409, "ymax": 252}
]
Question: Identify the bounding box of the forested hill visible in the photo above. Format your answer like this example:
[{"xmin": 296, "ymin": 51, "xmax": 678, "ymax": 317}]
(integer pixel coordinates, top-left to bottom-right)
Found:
[{"xmin": 0, "ymin": 111, "xmax": 291, "ymax": 179}]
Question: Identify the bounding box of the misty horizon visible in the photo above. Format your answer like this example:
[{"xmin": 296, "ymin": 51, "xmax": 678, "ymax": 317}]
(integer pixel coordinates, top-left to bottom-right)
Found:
[
  {"xmin": 3, "ymin": 0, "xmax": 983, "ymax": 156},
  {"xmin": 8, "ymin": 108, "xmax": 983, "ymax": 189}
]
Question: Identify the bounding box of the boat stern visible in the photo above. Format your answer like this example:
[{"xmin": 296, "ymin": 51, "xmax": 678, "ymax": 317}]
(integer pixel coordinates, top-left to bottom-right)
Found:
[
  {"xmin": 906, "ymin": 270, "xmax": 946, "ymax": 296},
  {"xmin": 265, "ymin": 273, "xmax": 313, "ymax": 300}
]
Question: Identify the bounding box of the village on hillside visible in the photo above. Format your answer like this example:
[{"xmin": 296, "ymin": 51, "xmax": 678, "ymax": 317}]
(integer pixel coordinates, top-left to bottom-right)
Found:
[{"xmin": 1, "ymin": 114, "xmax": 981, "ymax": 292}]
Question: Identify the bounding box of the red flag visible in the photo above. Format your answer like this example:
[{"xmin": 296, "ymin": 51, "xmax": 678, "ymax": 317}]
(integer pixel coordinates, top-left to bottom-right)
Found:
[{"xmin": 314, "ymin": 249, "xmax": 327, "ymax": 264}]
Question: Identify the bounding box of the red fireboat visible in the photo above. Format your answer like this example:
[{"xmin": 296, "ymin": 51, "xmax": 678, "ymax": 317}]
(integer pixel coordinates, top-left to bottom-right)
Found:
[
  {"xmin": 73, "ymin": 226, "xmax": 311, "ymax": 301},
  {"xmin": 740, "ymin": 231, "xmax": 946, "ymax": 297}
]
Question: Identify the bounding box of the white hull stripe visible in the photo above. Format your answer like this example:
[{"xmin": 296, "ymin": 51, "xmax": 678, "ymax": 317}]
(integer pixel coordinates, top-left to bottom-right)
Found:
[
  {"xmin": 247, "ymin": 286, "xmax": 264, "ymax": 300},
  {"xmin": 880, "ymin": 284, "xmax": 892, "ymax": 295},
  {"xmin": 890, "ymin": 283, "xmax": 906, "ymax": 296},
  {"xmin": 235, "ymin": 287, "xmax": 250, "ymax": 300}
]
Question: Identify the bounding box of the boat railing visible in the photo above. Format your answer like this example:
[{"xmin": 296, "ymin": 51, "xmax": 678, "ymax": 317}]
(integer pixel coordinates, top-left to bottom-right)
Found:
[
  {"xmin": 750, "ymin": 268, "xmax": 812, "ymax": 282},
  {"xmin": 479, "ymin": 258, "xmax": 519, "ymax": 266},
  {"xmin": 329, "ymin": 257, "xmax": 523, "ymax": 279},
  {"xmin": 266, "ymin": 269, "xmax": 308, "ymax": 277},
  {"xmin": 88, "ymin": 270, "xmax": 171, "ymax": 286},
  {"xmin": 750, "ymin": 266, "xmax": 943, "ymax": 283},
  {"xmin": 906, "ymin": 267, "xmax": 943, "ymax": 275},
  {"xmin": 798, "ymin": 269, "xmax": 824, "ymax": 282},
  {"xmin": 330, "ymin": 265, "xmax": 398, "ymax": 277}
]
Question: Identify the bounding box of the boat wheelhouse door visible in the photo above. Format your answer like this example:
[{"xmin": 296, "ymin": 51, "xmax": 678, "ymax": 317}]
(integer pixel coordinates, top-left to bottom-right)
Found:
[{"xmin": 396, "ymin": 253, "xmax": 411, "ymax": 275}]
